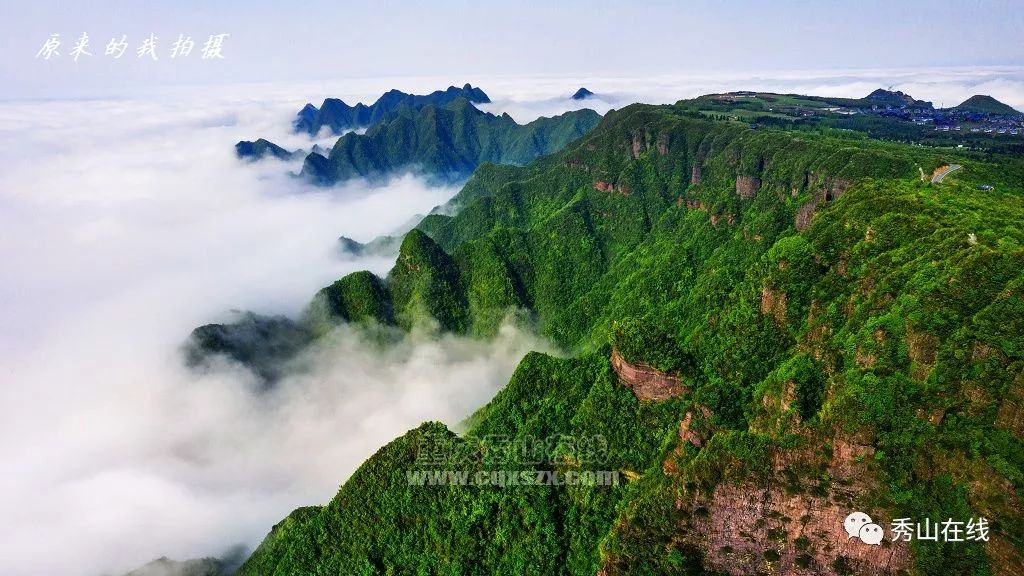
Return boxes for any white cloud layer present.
[2,68,1023,575]
[0,91,543,576]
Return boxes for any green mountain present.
[185,270,405,387]
[234,138,300,161]
[952,94,1021,115]
[234,140,331,162]
[305,270,395,335]
[299,99,601,185]
[668,91,1024,155]
[122,556,228,576]
[338,234,403,258]
[294,84,492,136]
[228,102,1024,575]
[862,88,933,108]
[810,88,934,110]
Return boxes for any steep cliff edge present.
[610,347,686,401]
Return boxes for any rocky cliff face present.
[760,286,788,325]
[610,347,686,400]
[794,177,852,230]
[736,175,761,199]
[693,485,910,575]
[996,379,1024,437]
[593,180,631,196]
[691,164,702,185]
[674,439,912,576]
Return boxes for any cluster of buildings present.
[874,107,1023,136]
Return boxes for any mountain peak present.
[296,103,600,185]
[864,88,930,108]
[235,138,297,161]
[572,87,595,100]
[952,94,1020,115]
[293,85,492,135]
[459,83,491,104]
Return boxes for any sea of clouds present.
[0,90,549,576]
[1,67,1022,576]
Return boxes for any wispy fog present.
[0,92,545,576]
[2,68,1022,576]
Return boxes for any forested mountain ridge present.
[299,98,601,185]
[203,101,1024,575]
[294,83,492,136]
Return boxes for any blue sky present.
[1,0,1023,99]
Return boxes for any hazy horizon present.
[2,0,1023,100]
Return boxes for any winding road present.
[931,164,962,183]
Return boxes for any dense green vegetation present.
[237,352,683,576]
[387,229,468,332]
[300,99,601,184]
[672,91,1024,155]
[613,317,695,375]
[306,270,394,334]
[222,101,1024,575]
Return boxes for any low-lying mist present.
[3,67,1024,576]
[0,92,547,576]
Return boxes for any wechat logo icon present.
[844,511,884,545]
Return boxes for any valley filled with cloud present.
[1,66,1023,575]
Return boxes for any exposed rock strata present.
[685,440,912,576]
[736,175,761,199]
[610,347,686,401]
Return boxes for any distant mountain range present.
[812,88,1020,115]
[236,85,1022,185]
[299,98,600,185]
[863,88,933,109]
[294,83,491,136]
[235,139,329,162]
[812,88,935,109]
[236,85,602,185]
